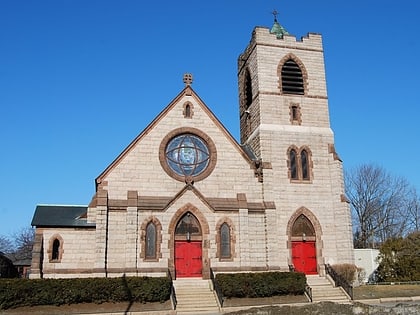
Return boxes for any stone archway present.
[168,203,210,279]
[287,207,323,274]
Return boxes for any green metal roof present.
[270,18,289,38]
[31,205,95,228]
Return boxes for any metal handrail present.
[167,269,177,309]
[304,283,313,302]
[325,264,353,300]
[210,268,224,307]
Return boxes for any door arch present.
[287,208,323,275]
[168,203,210,279]
[174,212,202,277]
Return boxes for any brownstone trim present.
[277,53,308,96]
[215,217,236,261]
[139,216,163,261]
[286,207,323,273]
[183,101,194,118]
[47,234,64,263]
[289,102,302,125]
[159,127,217,183]
[328,143,342,162]
[287,145,314,183]
[211,266,272,273]
[167,203,210,279]
[30,229,44,278]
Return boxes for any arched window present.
[140,217,162,261]
[292,214,315,239]
[301,150,309,180]
[244,69,253,109]
[183,102,193,118]
[281,59,304,95]
[220,223,231,258]
[289,149,298,180]
[52,239,60,261]
[288,147,312,182]
[290,103,302,125]
[175,212,201,241]
[146,222,157,259]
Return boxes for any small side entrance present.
[174,212,203,278]
[290,213,318,274]
[292,241,317,274]
[175,241,202,277]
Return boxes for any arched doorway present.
[291,214,317,274]
[174,212,202,277]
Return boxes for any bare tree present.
[10,227,35,261]
[0,235,14,254]
[406,190,420,232]
[345,164,414,248]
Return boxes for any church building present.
[30,17,354,279]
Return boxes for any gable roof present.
[95,85,257,188]
[31,205,95,228]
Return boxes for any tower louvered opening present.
[281,60,304,95]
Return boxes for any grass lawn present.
[354,284,420,300]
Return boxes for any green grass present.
[354,284,420,299]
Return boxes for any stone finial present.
[183,73,193,86]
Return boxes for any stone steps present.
[173,278,220,314]
[306,275,350,303]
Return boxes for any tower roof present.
[270,10,289,38]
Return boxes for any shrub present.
[0,276,171,310]
[331,264,358,284]
[215,271,305,299]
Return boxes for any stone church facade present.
[30,19,354,279]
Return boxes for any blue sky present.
[1,0,419,237]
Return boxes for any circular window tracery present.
[159,128,217,182]
[166,134,210,177]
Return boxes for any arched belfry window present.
[244,69,253,109]
[288,146,312,182]
[146,222,157,259]
[281,59,304,95]
[175,212,201,241]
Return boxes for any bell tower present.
[238,13,330,157]
[238,13,354,269]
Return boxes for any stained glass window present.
[290,149,298,179]
[220,223,231,258]
[146,222,156,259]
[175,212,201,236]
[301,150,309,180]
[165,134,210,177]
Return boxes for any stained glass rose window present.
[165,134,210,177]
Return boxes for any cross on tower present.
[272,9,278,22]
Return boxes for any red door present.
[175,241,202,277]
[292,241,317,274]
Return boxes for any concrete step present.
[306,275,350,302]
[174,278,220,313]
